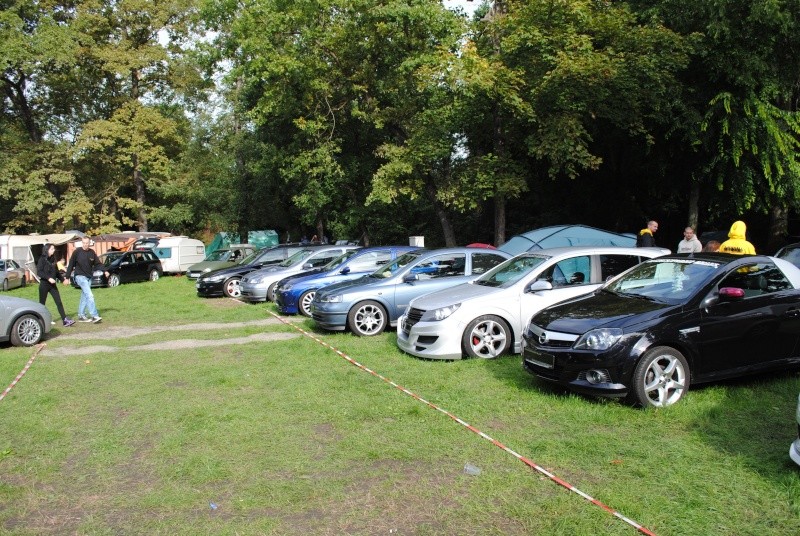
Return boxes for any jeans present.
[74,275,99,317]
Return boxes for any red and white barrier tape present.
[0,343,45,402]
[268,311,656,536]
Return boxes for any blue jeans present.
[74,275,99,317]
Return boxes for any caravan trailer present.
[152,237,205,274]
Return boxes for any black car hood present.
[534,290,678,334]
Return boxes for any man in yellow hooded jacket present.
[718,220,756,255]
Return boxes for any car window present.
[608,258,720,303]
[307,251,342,268]
[777,246,800,268]
[472,252,505,274]
[410,253,466,279]
[372,251,424,278]
[541,256,591,287]
[474,255,548,288]
[600,254,641,281]
[718,262,793,297]
[347,251,391,272]
[143,252,157,262]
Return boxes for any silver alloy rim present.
[226,279,241,298]
[109,275,120,287]
[150,270,159,281]
[469,319,507,358]
[300,291,316,316]
[642,354,686,407]
[354,304,384,335]
[18,317,41,345]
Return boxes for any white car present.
[396,246,669,360]
[791,393,800,467]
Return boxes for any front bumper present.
[311,301,348,331]
[195,279,225,297]
[396,312,465,360]
[521,324,632,399]
[275,290,299,314]
[240,281,268,302]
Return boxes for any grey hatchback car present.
[1,295,53,346]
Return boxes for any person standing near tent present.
[37,244,74,327]
[636,220,658,247]
[64,236,107,323]
[718,220,756,255]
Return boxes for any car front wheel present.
[149,269,160,281]
[223,277,242,298]
[462,315,511,358]
[107,274,121,287]
[348,300,387,336]
[10,314,43,346]
[629,346,690,408]
[299,290,316,317]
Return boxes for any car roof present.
[517,245,670,257]
[407,246,511,257]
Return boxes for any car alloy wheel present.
[223,278,242,298]
[149,269,160,281]
[108,274,121,287]
[462,315,511,359]
[299,290,316,317]
[267,283,278,302]
[10,314,43,346]
[630,346,690,408]
[348,300,387,336]
[2,278,8,291]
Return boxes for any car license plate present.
[526,351,555,370]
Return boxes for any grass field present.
[1,276,799,535]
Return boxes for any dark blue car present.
[275,246,419,316]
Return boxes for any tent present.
[498,225,636,256]
[0,233,82,280]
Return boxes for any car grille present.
[527,324,579,349]
[402,308,424,334]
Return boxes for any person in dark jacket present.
[65,236,108,323]
[37,244,74,327]
[636,220,658,247]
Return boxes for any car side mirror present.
[528,280,553,292]
[718,287,745,302]
[340,266,351,274]
[403,273,419,283]
[302,262,313,269]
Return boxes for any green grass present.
[1,277,799,535]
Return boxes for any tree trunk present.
[687,179,699,231]
[494,194,506,246]
[424,176,456,246]
[1,72,42,143]
[767,202,788,253]
[131,68,148,231]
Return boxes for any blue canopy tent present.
[499,225,636,256]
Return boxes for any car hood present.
[0,295,48,314]
[409,281,496,309]
[316,275,376,296]
[533,291,677,335]
[189,261,233,271]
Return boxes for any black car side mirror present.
[340,266,350,274]
[403,273,419,283]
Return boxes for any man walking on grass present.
[64,236,108,323]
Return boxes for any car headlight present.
[420,303,460,322]
[574,328,623,351]
[247,275,266,284]
[279,283,293,292]
[205,273,226,282]
[318,294,342,303]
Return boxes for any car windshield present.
[238,250,259,265]
[279,248,316,267]
[473,254,549,288]
[370,251,424,278]
[205,250,231,261]
[100,252,124,266]
[325,249,359,271]
[604,258,720,303]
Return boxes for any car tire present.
[267,282,278,302]
[2,278,7,291]
[462,315,511,359]
[347,300,387,336]
[223,277,242,298]
[10,314,43,346]
[149,269,160,281]
[20,275,26,287]
[299,290,316,317]
[629,346,690,408]
[108,274,121,287]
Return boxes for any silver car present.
[0,259,27,291]
[791,393,800,467]
[239,246,360,302]
[1,295,53,346]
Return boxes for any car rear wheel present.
[462,315,511,359]
[10,314,43,346]
[149,269,160,281]
[629,346,690,408]
[20,275,26,287]
[107,274,120,287]
[223,277,242,298]
[348,300,387,336]
[2,279,8,291]
[299,290,316,317]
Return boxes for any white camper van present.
[152,236,206,274]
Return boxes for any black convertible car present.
[522,253,800,407]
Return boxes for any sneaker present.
[91,316,102,323]
[78,316,92,323]
[63,319,76,327]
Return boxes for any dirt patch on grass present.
[54,318,288,341]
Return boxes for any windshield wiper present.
[617,291,658,302]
